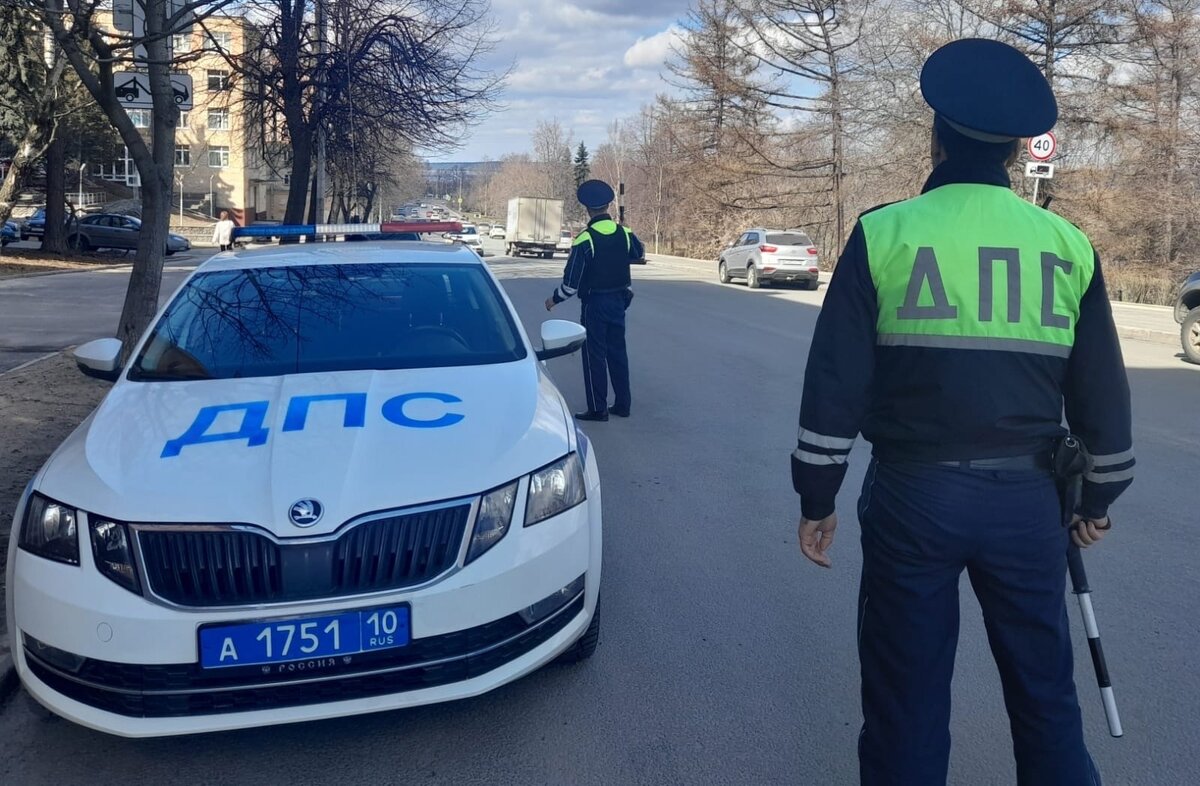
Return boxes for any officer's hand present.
[798,513,838,569]
[544,297,555,312]
[1071,515,1111,549]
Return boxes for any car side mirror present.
[536,320,586,361]
[73,338,123,381]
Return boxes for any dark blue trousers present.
[857,460,1100,786]
[579,291,630,414]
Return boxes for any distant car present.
[1175,270,1200,365]
[2,219,18,246]
[718,228,821,290]
[446,224,482,250]
[490,225,506,239]
[556,229,574,255]
[67,213,190,255]
[478,223,492,233]
[21,207,46,241]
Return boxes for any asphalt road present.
[0,238,1197,784]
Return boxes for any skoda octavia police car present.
[7,227,602,737]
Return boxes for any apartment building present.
[104,14,288,224]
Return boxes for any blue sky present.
[424,0,689,161]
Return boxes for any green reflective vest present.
[860,184,1095,358]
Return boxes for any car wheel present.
[1182,309,1200,365]
[718,260,730,283]
[68,234,89,252]
[747,265,760,289]
[805,278,819,291]
[556,599,600,664]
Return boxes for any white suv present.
[718,229,821,290]
[9,240,602,737]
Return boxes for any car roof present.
[197,240,484,273]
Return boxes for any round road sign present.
[1028,132,1056,161]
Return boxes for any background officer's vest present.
[861,184,1096,358]
[575,220,633,294]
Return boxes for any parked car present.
[478,223,492,233]
[67,213,190,255]
[8,239,601,736]
[718,228,821,290]
[1175,270,1200,365]
[490,225,506,239]
[20,207,46,241]
[2,219,18,246]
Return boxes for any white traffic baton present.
[1067,544,1123,738]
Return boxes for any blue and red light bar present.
[232,221,463,239]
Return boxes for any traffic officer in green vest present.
[545,179,645,421]
[791,39,1133,785]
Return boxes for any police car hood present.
[38,362,572,535]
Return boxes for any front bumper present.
[8,468,602,736]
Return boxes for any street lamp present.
[78,162,87,208]
[209,174,215,217]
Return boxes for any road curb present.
[0,262,133,280]
[0,351,61,379]
[1115,325,1179,347]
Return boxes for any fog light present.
[519,574,585,625]
[23,633,86,674]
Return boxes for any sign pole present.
[1031,177,1040,205]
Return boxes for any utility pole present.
[314,0,328,231]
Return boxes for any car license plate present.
[198,605,410,669]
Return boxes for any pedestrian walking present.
[212,210,236,252]
[545,179,645,422]
[791,38,1134,786]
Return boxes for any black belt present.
[934,453,1051,471]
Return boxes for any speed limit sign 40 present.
[1028,132,1056,161]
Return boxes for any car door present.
[724,232,750,277]
[78,216,107,248]
[739,231,762,275]
[112,216,139,249]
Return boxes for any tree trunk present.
[43,135,67,253]
[0,120,55,226]
[285,133,313,225]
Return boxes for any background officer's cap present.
[920,38,1057,143]
[577,179,615,209]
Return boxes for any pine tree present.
[573,142,590,189]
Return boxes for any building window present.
[209,146,230,168]
[174,146,191,167]
[178,111,190,128]
[171,34,190,54]
[211,31,232,49]
[207,108,230,130]
[127,109,151,128]
[207,69,230,92]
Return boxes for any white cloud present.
[623,26,684,70]
[422,0,688,161]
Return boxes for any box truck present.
[506,197,564,258]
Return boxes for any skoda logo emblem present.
[289,499,323,528]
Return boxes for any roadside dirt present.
[0,247,135,279]
[0,353,111,637]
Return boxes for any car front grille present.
[24,593,584,718]
[137,503,472,607]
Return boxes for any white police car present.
[7,228,602,737]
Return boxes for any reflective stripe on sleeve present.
[792,448,849,466]
[1091,449,1134,467]
[1085,467,1135,484]
[798,429,856,451]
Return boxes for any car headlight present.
[524,453,586,527]
[18,494,80,565]
[90,519,140,593]
[465,481,518,564]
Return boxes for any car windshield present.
[129,262,527,381]
[766,232,811,246]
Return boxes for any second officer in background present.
[545,179,645,422]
